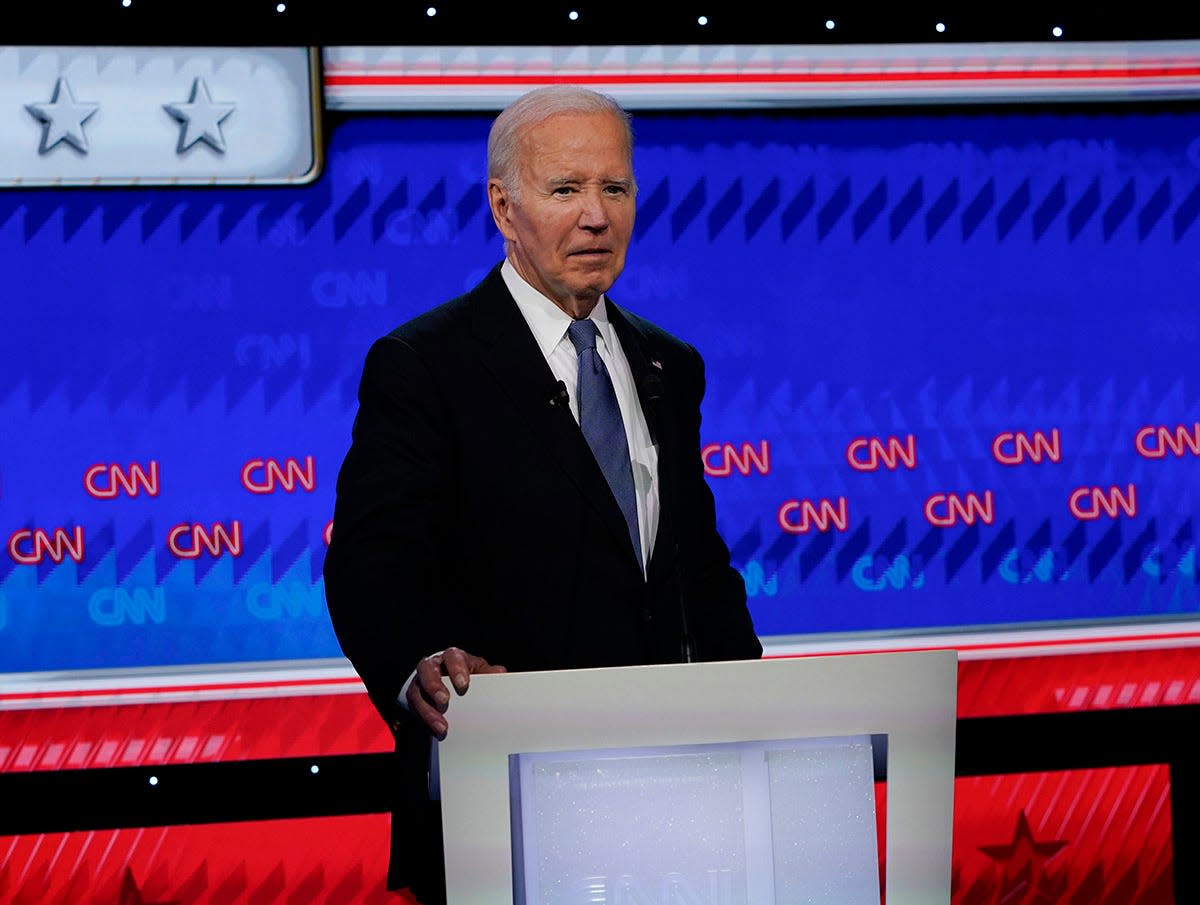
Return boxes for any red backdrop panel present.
[952,764,1174,904]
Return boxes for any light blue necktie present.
[567,319,642,568]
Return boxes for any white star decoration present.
[26,78,99,154]
[163,77,235,154]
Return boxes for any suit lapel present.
[608,301,678,579]
[469,267,641,570]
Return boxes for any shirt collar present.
[501,258,612,358]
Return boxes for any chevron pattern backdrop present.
[1,108,1199,673]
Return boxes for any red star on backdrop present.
[980,809,1068,870]
[979,808,1069,902]
[116,868,179,905]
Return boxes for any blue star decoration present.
[163,77,235,154]
[26,77,99,154]
[116,868,179,905]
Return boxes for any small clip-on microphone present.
[549,380,570,408]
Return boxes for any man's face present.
[489,110,636,315]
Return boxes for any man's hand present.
[406,647,506,740]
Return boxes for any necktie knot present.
[567,318,599,355]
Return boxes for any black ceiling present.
[6,3,1200,47]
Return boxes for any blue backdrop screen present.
[2,106,1199,674]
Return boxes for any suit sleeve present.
[677,343,764,661]
[324,335,455,728]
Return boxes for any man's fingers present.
[418,648,506,716]
[406,680,448,740]
[441,648,469,695]
[441,647,473,695]
[414,655,450,709]
[407,648,508,740]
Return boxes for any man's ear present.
[487,179,516,242]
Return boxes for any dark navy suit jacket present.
[324,263,761,900]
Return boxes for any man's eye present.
[553,186,574,196]
[604,185,628,195]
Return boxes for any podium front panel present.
[439,652,956,905]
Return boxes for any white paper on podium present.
[439,651,956,905]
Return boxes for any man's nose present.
[578,189,609,231]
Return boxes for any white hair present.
[487,85,635,199]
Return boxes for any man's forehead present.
[519,112,629,150]
[528,107,623,133]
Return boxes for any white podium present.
[439,651,957,905]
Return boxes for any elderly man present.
[324,85,761,903]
